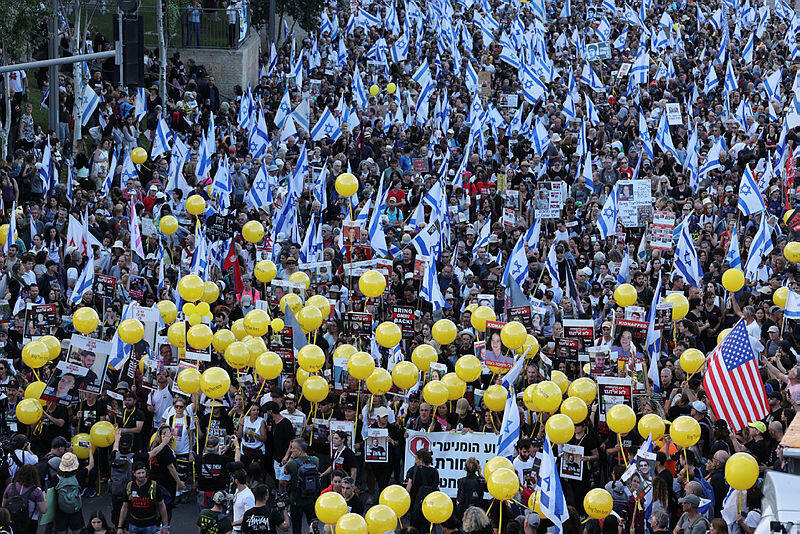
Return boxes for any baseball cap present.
[678,494,700,507]
[747,421,767,433]
[690,401,706,413]
[768,325,779,333]
[51,436,69,449]
[375,406,390,418]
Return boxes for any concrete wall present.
[170,30,260,100]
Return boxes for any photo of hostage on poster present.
[483,320,514,373]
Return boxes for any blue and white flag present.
[655,114,680,160]
[582,151,594,191]
[69,253,95,305]
[151,115,173,159]
[108,302,135,370]
[646,275,663,392]
[737,165,766,215]
[135,87,147,121]
[421,259,448,310]
[546,244,560,284]
[744,214,773,282]
[538,437,570,534]
[617,248,632,284]
[4,202,16,253]
[80,84,101,126]
[39,137,52,194]
[585,93,601,126]
[639,111,654,160]
[525,218,542,250]
[472,218,491,254]
[311,107,342,142]
[502,234,529,287]
[412,58,433,87]
[597,184,619,239]
[274,88,292,128]
[496,386,521,460]
[245,162,272,212]
[675,222,704,287]
[784,288,800,320]
[725,224,742,269]
[580,62,605,92]
[531,119,551,155]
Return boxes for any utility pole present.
[118,4,125,90]
[47,0,60,133]
[269,0,276,45]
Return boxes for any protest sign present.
[66,334,111,394]
[597,377,633,432]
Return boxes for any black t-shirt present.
[270,418,295,462]
[150,446,177,496]
[121,407,145,451]
[242,504,285,534]
[38,404,70,451]
[331,446,357,474]
[200,414,236,443]
[345,494,365,515]
[745,438,770,465]
[198,452,235,492]
[406,464,439,504]
[78,399,107,433]
[127,480,164,527]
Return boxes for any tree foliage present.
[250,0,324,35]
[0,0,49,63]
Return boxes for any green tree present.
[250,0,324,36]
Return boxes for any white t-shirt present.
[7,449,38,479]
[233,486,255,532]
[7,71,26,93]
[148,386,174,428]
[513,455,535,486]
[164,412,195,455]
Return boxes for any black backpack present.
[110,451,134,499]
[294,457,320,499]
[6,484,34,532]
[35,453,56,490]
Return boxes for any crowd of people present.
[0,0,798,531]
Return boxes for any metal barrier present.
[177,6,249,49]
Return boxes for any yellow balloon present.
[722,268,745,292]
[90,421,115,448]
[202,281,220,303]
[679,348,706,374]
[334,344,357,360]
[366,368,393,396]
[186,195,206,215]
[297,305,324,333]
[500,321,527,350]
[255,260,278,283]
[529,491,544,516]
[297,344,326,372]
[546,413,575,444]
[245,338,267,366]
[380,485,411,517]
[551,370,570,394]
[471,305,496,332]
[335,173,359,197]
[670,415,701,448]
[22,341,50,369]
[118,318,145,344]
[568,377,597,405]
[774,286,789,308]
[432,319,457,345]
[392,361,419,389]
[375,322,402,348]
[271,318,285,332]
[359,270,386,298]
[280,293,303,315]
[336,513,368,534]
[178,274,205,302]
[348,351,376,380]
[584,488,614,519]
[488,467,520,501]
[484,456,514,480]
[157,300,178,324]
[244,309,270,337]
[177,368,201,394]
[784,241,800,263]
[411,344,438,372]
[423,380,449,406]
[25,381,46,406]
[422,492,453,524]
[255,351,283,380]
[484,384,508,412]
[231,318,248,340]
[212,329,236,353]
[307,294,331,317]
[455,355,482,382]
[131,146,148,165]
[224,342,251,369]
[607,404,636,434]
[200,367,231,399]
[289,271,311,289]
[0,225,9,245]
[718,328,732,344]
[664,293,689,321]
[523,384,540,411]
[316,492,348,525]
[303,375,329,403]
[72,433,93,459]
[365,504,397,534]
[168,321,186,348]
[15,398,43,425]
[187,324,213,350]
[614,283,638,307]
[533,381,563,413]
[187,313,202,327]
[73,306,99,334]
[522,334,540,357]
[560,396,588,423]
[725,452,759,490]
[386,82,397,94]
[39,335,62,360]
[441,373,466,401]
[183,303,197,316]
[369,84,380,96]
[242,220,265,243]
[159,215,178,235]
[638,413,666,441]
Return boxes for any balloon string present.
[499,499,503,534]
[243,378,268,421]
[203,406,213,451]
[355,382,362,424]
[32,369,40,382]
[684,448,690,481]
[487,500,494,515]
[618,433,628,465]
[737,492,741,515]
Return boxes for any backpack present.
[6,484,34,532]
[110,451,134,499]
[294,457,320,499]
[55,475,82,514]
[35,453,56,490]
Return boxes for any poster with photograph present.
[560,444,585,480]
[270,327,295,367]
[618,179,653,227]
[128,275,146,300]
[344,312,373,338]
[563,320,595,355]
[330,420,356,455]
[597,377,633,432]
[655,303,673,330]
[172,361,198,396]
[483,320,514,372]
[621,450,656,501]
[66,334,111,394]
[155,335,179,367]
[391,306,415,338]
[508,306,532,330]
[477,294,495,308]
[625,306,646,322]
[535,182,563,219]
[530,299,551,335]
[365,427,389,462]
[140,357,160,390]
[588,346,614,377]
[300,261,333,283]
[94,274,117,299]
[41,360,88,405]
[650,211,675,251]
[23,303,58,342]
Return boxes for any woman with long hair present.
[84,511,113,534]
[1,464,47,533]
[148,424,185,512]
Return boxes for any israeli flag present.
[151,115,173,159]
[743,32,755,64]
[289,143,308,199]
[737,165,766,215]
[538,437,570,534]
[69,253,95,305]
[39,137,52,194]
[496,385,520,460]
[784,289,800,320]
[597,184,619,239]
[120,149,138,190]
[134,87,147,121]
[80,84,101,126]
[582,151,594,192]
[274,88,292,128]
[249,106,271,160]
[675,222,704,287]
[421,259,448,310]
[724,60,738,95]
[412,58,433,87]
[646,276,663,392]
[108,302,135,370]
[631,49,650,85]
[311,107,342,142]
[744,214,774,282]
[705,64,720,94]
[245,162,272,212]
[617,248,632,284]
[764,69,782,103]
[580,62,605,92]
[655,114,680,160]
[352,65,369,109]
[472,218,491,254]
[585,93,601,126]
[639,111,654,160]
[525,218,542,250]
[502,234,529,287]
[613,28,628,51]
[725,224,742,269]
[100,148,117,197]
[390,32,409,62]
[530,119,551,155]
[546,244,560,284]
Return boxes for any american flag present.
[703,319,768,431]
